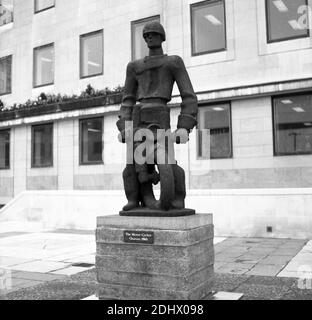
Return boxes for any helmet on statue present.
[143,21,166,42]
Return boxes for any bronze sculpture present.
[117,21,198,216]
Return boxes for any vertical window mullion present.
[273,93,312,156]
[32,123,53,168]
[0,55,12,95]
[197,103,232,159]
[191,0,227,56]
[80,30,103,79]
[0,129,10,169]
[33,44,54,88]
[266,0,309,43]
[80,118,104,165]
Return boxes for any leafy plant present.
[0,84,124,112]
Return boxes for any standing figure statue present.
[117,21,198,216]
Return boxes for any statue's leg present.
[122,164,140,211]
[171,164,186,210]
[137,164,159,210]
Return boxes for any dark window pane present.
[0,0,13,26]
[32,124,53,167]
[35,0,54,13]
[80,118,103,164]
[191,0,226,55]
[34,44,54,87]
[266,0,309,42]
[198,104,232,159]
[132,16,160,60]
[274,94,312,155]
[80,31,103,78]
[0,55,12,95]
[0,130,10,169]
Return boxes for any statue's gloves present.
[177,114,197,132]
[174,128,189,144]
[176,113,197,144]
[117,104,133,144]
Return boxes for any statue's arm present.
[117,62,138,141]
[172,56,198,133]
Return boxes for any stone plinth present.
[96,214,214,300]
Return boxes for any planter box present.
[0,93,122,122]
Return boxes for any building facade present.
[1,0,312,237]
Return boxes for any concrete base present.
[96,214,214,300]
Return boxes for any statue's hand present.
[118,131,126,143]
[118,127,133,144]
[174,128,189,144]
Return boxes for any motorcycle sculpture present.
[117,22,198,216]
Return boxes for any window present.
[34,0,55,13]
[131,15,160,60]
[33,44,54,88]
[32,123,53,168]
[191,0,226,56]
[0,0,13,27]
[273,94,312,156]
[0,129,10,169]
[197,103,232,159]
[80,118,103,165]
[0,55,12,95]
[80,30,103,78]
[266,0,309,43]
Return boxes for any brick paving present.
[1,231,312,300]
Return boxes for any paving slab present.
[11,261,71,273]
[12,271,67,282]
[51,266,94,276]
[258,255,293,266]
[216,262,255,275]
[246,264,285,277]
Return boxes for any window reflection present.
[80,118,103,164]
[34,44,54,87]
[0,0,13,27]
[32,124,53,168]
[80,30,103,78]
[132,16,160,60]
[0,55,12,95]
[266,0,309,42]
[274,94,312,155]
[0,130,10,169]
[191,0,226,55]
[198,104,232,159]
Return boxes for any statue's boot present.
[122,165,140,211]
[171,164,186,210]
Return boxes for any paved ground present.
[1,230,312,300]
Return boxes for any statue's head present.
[143,21,166,49]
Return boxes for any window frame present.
[131,15,161,61]
[33,43,54,88]
[79,29,104,80]
[197,101,233,160]
[190,0,227,57]
[0,129,10,170]
[265,0,310,44]
[34,0,55,14]
[272,92,312,157]
[31,122,54,168]
[0,55,12,96]
[79,117,104,166]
